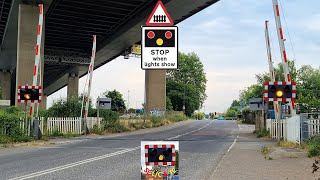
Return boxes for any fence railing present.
[301,113,320,141]
[47,117,82,135]
[266,114,318,144]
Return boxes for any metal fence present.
[300,113,320,141]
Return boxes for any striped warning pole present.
[83,35,97,134]
[271,0,296,115]
[265,20,280,120]
[30,4,44,120]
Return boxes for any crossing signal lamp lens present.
[276,90,283,97]
[151,148,157,155]
[159,154,165,161]
[147,31,155,39]
[165,31,172,39]
[24,94,31,100]
[156,38,163,46]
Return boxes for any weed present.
[90,124,104,135]
[63,133,80,138]
[257,128,270,138]
[306,135,320,158]
[261,145,271,155]
[278,141,301,148]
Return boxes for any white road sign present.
[0,100,10,106]
[141,26,178,70]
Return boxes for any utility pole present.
[127,90,130,111]
[272,0,296,117]
[265,20,281,142]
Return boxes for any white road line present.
[165,121,212,140]
[210,135,239,178]
[10,121,213,180]
[9,147,140,180]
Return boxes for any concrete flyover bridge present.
[0,0,219,112]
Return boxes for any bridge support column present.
[67,74,79,98]
[0,70,11,100]
[145,70,166,117]
[39,94,47,110]
[16,4,45,109]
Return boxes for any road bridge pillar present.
[0,70,11,100]
[15,4,45,110]
[39,94,47,110]
[145,70,166,117]
[67,73,79,98]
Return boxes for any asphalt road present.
[0,120,239,180]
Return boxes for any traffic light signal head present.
[18,86,42,103]
[145,144,176,166]
[148,148,172,162]
[264,82,296,102]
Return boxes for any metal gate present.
[300,113,320,141]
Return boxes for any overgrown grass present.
[90,124,104,135]
[256,128,270,138]
[261,145,273,160]
[306,135,320,158]
[278,141,305,148]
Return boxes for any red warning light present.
[165,31,172,39]
[147,31,155,39]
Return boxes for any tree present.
[296,65,320,112]
[103,89,126,112]
[166,96,173,111]
[166,52,207,116]
[47,95,95,117]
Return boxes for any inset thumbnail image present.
[141,141,179,180]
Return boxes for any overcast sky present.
[47,0,320,113]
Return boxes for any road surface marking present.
[165,121,212,140]
[210,135,238,177]
[9,121,212,180]
[9,147,140,180]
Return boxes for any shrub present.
[167,113,188,122]
[100,109,119,129]
[90,124,104,135]
[5,106,21,115]
[256,128,270,138]
[307,135,320,157]
[106,122,129,133]
[192,112,205,120]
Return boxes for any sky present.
[47,0,320,113]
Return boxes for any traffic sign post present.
[141,0,178,70]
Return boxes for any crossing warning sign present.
[146,1,173,26]
[142,1,178,70]
[141,26,178,70]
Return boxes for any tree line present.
[226,60,320,115]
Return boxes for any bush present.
[307,135,320,157]
[5,106,21,115]
[47,95,95,117]
[90,124,104,135]
[100,109,119,129]
[192,112,205,120]
[166,113,188,122]
[256,128,270,138]
[106,122,129,133]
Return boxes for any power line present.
[278,0,297,62]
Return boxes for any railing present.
[267,119,286,139]
[86,117,102,130]
[47,117,82,135]
[301,113,320,141]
